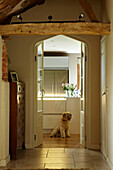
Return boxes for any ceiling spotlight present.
[79,13,85,20]
[48,15,53,21]
[16,15,23,22]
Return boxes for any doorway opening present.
[34,35,88,149]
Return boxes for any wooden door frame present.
[100,36,108,157]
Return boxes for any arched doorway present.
[33,35,88,149]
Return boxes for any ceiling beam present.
[0,0,45,24]
[0,22,110,36]
[78,0,99,22]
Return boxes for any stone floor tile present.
[94,161,110,169]
[74,155,92,161]
[45,163,75,169]
[5,161,26,169]
[47,152,73,158]
[24,162,44,169]
[75,161,96,169]
[27,157,74,164]
[91,154,106,161]
[48,148,65,152]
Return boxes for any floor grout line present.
[46,150,49,158]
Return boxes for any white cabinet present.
[43,98,80,135]
[66,97,80,134]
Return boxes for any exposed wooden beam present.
[0,22,110,36]
[0,0,23,15]
[78,0,99,22]
[0,0,45,24]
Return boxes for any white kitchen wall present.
[69,53,81,85]
[44,56,69,70]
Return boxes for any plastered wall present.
[7,34,100,149]
[101,0,113,169]
[0,36,10,167]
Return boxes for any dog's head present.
[62,112,72,121]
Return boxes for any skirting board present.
[25,144,33,149]
[0,155,10,167]
[106,157,113,170]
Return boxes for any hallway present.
[0,135,110,170]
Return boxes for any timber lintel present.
[0,22,110,36]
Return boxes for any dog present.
[50,112,72,138]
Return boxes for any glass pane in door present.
[37,42,43,112]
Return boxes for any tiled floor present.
[0,135,111,170]
[0,148,111,170]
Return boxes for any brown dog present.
[50,112,72,138]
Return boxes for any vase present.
[66,90,70,97]
[71,90,74,97]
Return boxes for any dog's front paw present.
[66,134,70,138]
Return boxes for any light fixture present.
[79,13,85,20]
[48,15,53,21]
[16,15,23,22]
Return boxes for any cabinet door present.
[44,71,54,97]
[55,70,68,96]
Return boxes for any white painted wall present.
[102,1,113,169]
[0,37,10,167]
[7,34,100,150]
[69,53,81,85]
